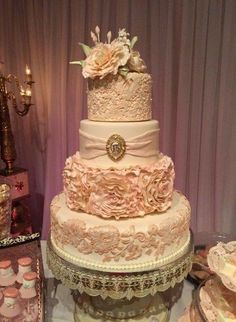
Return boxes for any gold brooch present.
[106,134,126,161]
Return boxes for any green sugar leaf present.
[79,42,91,57]
[118,66,129,77]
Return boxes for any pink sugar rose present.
[141,160,175,213]
[87,172,142,219]
[82,42,130,79]
[156,163,175,211]
[63,153,95,210]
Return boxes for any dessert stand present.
[47,231,193,321]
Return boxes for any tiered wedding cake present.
[50,27,191,274]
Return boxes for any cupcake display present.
[0,256,39,321]
[0,233,43,321]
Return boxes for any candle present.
[20,86,26,104]
[25,88,31,96]
[25,88,31,105]
[25,65,32,82]
[20,86,25,96]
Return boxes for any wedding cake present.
[50,27,191,273]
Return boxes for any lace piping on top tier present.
[63,153,175,219]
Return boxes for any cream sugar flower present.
[82,42,130,79]
[70,26,146,79]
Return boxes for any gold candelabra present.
[0,63,34,174]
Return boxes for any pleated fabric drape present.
[0,0,235,238]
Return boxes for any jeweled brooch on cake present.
[106,134,126,161]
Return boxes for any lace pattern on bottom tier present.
[51,191,190,270]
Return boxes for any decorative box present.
[0,168,29,201]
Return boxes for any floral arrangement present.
[70,26,146,79]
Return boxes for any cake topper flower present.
[70,26,146,79]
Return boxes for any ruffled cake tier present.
[63,152,175,219]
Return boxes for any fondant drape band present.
[79,129,159,159]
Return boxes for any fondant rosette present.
[87,172,143,219]
[64,155,94,210]
[140,158,175,213]
[70,26,146,79]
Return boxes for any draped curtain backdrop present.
[0,0,235,239]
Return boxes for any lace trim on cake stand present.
[46,230,193,300]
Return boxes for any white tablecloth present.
[41,241,194,322]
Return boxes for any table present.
[41,241,194,322]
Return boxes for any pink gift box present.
[0,168,29,201]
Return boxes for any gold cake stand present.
[47,231,193,321]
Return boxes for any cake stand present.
[47,231,193,321]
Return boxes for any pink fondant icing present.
[17,257,32,267]
[63,153,175,219]
[0,260,12,269]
